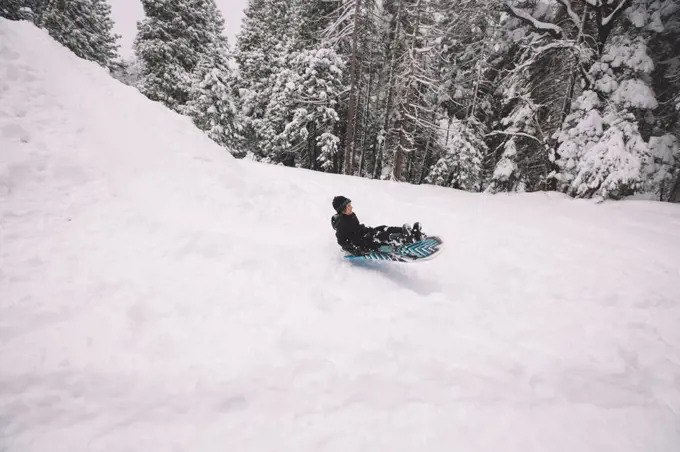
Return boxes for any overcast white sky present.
[110,0,249,59]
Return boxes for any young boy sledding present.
[330,195,423,256]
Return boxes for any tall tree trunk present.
[342,0,363,175]
[546,59,579,191]
[350,59,364,175]
[358,61,374,177]
[374,0,404,179]
[419,110,439,184]
[393,119,408,181]
[550,3,589,190]
[309,122,317,170]
[418,137,432,184]
[367,60,386,178]
[469,39,486,119]
[392,0,422,182]
[374,138,384,179]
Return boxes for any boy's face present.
[343,202,353,215]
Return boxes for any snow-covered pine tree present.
[135,0,228,113]
[488,137,522,191]
[432,1,505,191]
[1,0,47,21]
[634,0,680,201]
[645,134,680,200]
[185,53,238,150]
[488,0,593,193]
[234,0,345,165]
[294,0,338,50]
[218,0,680,200]
[1,0,32,20]
[233,0,300,160]
[266,48,345,169]
[39,0,120,70]
[179,0,237,150]
[486,101,543,193]
[553,0,680,201]
[556,35,659,199]
[425,117,486,191]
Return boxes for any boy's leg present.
[364,224,421,250]
[373,226,406,245]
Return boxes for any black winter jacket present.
[331,212,379,254]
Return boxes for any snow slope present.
[2,19,680,452]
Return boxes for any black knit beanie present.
[332,196,351,213]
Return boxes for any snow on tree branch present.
[511,41,594,75]
[321,0,357,46]
[504,2,563,38]
[556,0,582,29]
[486,130,544,144]
[602,0,632,26]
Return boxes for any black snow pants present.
[369,226,405,244]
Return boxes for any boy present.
[330,195,422,255]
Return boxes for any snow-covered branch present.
[321,0,358,43]
[504,2,563,38]
[403,113,441,130]
[601,0,631,26]
[510,40,594,74]
[556,0,581,29]
[326,27,354,46]
[486,130,543,144]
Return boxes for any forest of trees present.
[3,0,679,202]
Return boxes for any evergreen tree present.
[222,0,680,202]
[39,0,120,70]
[135,0,229,113]
[1,0,46,21]
[426,118,486,191]
[233,0,298,159]
[234,0,344,165]
[556,35,658,199]
[487,137,522,192]
[637,0,680,200]
[554,1,680,201]
[185,54,238,149]
[1,0,31,20]
[268,48,345,169]
[645,134,680,200]
[487,0,593,192]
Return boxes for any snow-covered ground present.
[2,19,680,452]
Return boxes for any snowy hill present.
[2,19,680,452]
